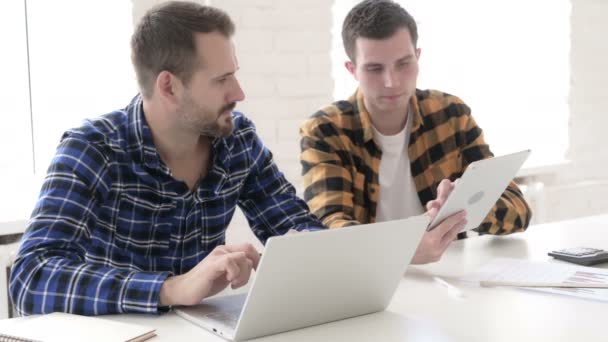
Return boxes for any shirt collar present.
[125,95,162,171]
[125,94,234,173]
[354,88,423,143]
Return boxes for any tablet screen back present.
[427,149,531,231]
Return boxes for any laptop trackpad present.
[175,293,247,331]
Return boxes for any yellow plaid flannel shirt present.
[300,88,532,235]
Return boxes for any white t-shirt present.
[372,112,425,222]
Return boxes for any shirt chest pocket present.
[114,192,172,261]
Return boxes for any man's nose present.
[230,79,246,103]
[384,69,400,88]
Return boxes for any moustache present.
[218,102,237,116]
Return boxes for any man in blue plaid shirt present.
[9,1,324,316]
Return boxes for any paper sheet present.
[461,258,608,302]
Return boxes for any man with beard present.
[9,1,326,316]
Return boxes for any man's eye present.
[367,68,382,73]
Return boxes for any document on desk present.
[460,258,608,302]
[0,312,156,342]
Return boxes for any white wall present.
[541,0,608,222]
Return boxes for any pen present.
[433,276,466,299]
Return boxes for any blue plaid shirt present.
[10,95,323,316]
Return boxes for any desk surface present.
[10,215,608,341]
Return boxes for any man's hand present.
[159,243,260,307]
[411,179,467,264]
[286,228,310,234]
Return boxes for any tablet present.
[427,149,531,232]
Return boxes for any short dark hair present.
[131,1,235,98]
[342,0,418,63]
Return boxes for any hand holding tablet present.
[427,150,531,232]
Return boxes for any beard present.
[180,95,236,138]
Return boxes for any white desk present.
[10,215,608,341]
[388,214,608,342]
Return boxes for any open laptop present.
[174,215,430,341]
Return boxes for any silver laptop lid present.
[234,214,429,341]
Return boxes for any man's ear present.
[156,71,180,104]
[416,47,422,60]
[345,60,357,79]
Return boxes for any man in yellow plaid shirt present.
[300,0,532,264]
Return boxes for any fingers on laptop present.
[232,258,254,289]
[218,251,254,289]
[222,243,261,269]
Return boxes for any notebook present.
[0,312,156,342]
